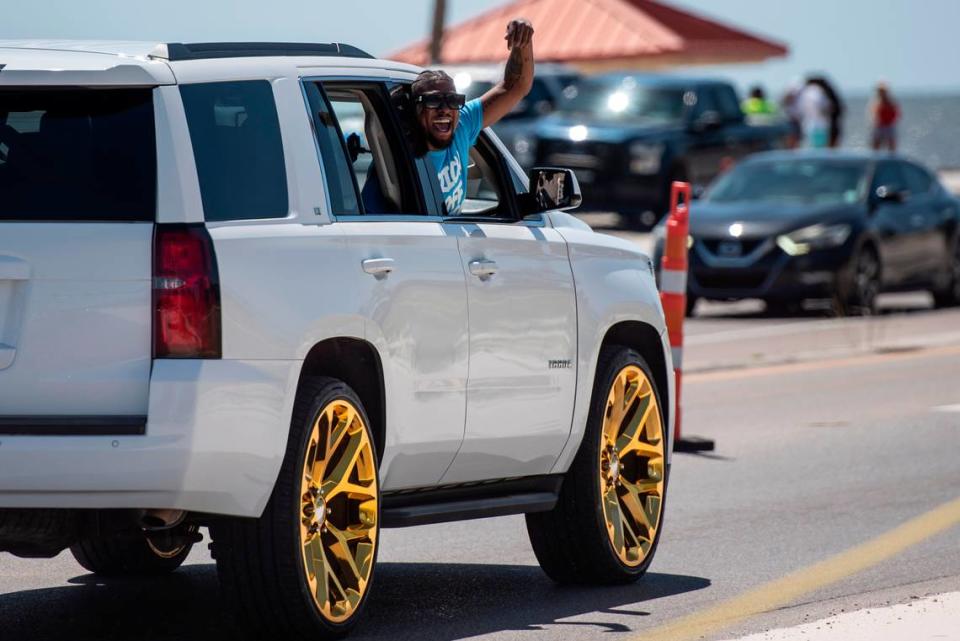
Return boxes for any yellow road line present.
[637,496,960,641]
[685,344,960,384]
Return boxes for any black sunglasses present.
[415,92,467,110]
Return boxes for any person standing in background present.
[742,86,776,116]
[797,79,830,148]
[806,76,844,148]
[869,82,900,151]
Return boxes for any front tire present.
[526,346,668,584]
[835,248,880,316]
[211,377,380,640]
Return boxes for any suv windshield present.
[707,160,869,206]
[558,79,686,123]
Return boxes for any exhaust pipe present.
[139,509,186,530]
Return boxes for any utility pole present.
[429,0,446,64]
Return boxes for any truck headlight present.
[776,223,851,256]
[513,135,535,167]
[629,142,663,174]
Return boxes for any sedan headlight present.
[776,223,851,256]
[629,142,663,174]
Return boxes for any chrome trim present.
[694,237,776,268]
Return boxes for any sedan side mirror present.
[524,167,583,214]
[874,185,908,204]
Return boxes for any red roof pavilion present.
[389,0,788,71]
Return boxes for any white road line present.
[715,592,960,641]
[933,404,960,413]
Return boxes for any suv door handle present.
[469,259,498,279]
[362,258,395,277]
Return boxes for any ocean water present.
[839,93,960,169]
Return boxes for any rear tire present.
[71,525,196,576]
[526,346,668,584]
[211,377,380,640]
[932,239,960,308]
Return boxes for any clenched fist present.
[505,18,534,49]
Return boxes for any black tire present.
[836,248,880,317]
[685,296,698,317]
[932,239,960,308]
[526,346,668,585]
[71,525,196,576]
[764,299,801,317]
[211,377,380,641]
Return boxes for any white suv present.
[0,41,674,638]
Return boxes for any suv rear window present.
[180,81,288,221]
[0,88,156,221]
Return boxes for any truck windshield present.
[558,80,685,123]
[707,160,869,206]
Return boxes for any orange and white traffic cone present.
[660,181,715,453]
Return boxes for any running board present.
[381,475,563,528]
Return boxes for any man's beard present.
[425,130,454,150]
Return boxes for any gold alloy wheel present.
[599,365,665,567]
[299,399,378,623]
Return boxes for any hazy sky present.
[3,0,958,95]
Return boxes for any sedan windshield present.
[707,160,869,205]
[559,79,686,123]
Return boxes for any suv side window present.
[455,132,525,221]
[180,81,288,221]
[302,82,361,215]
[318,82,427,216]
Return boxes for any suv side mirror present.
[874,185,908,204]
[525,167,582,213]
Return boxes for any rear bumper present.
[0,359,299,517]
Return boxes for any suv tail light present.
[153,224,222,358]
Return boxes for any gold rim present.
[599,365,665,567]
[299,398,378,623]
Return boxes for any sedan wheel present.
[837,249,880,316]
[933,241,960,308]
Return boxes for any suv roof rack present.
[163,42,374,61]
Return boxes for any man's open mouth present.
[432,117,453,135]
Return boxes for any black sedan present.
[653,151,960,315]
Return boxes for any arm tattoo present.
[503,47,525,90]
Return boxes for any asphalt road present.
[2,299,958,641]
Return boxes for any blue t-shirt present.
[428,99,483,215]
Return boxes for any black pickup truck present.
[532,73,791,228]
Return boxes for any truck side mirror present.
[690,110,722,131]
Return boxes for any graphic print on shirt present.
[437,154,464,214]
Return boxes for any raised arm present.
[480,19,535,129]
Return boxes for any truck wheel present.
[526,346,667,584]
[70,525,197,576]
[211,377,379,640]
